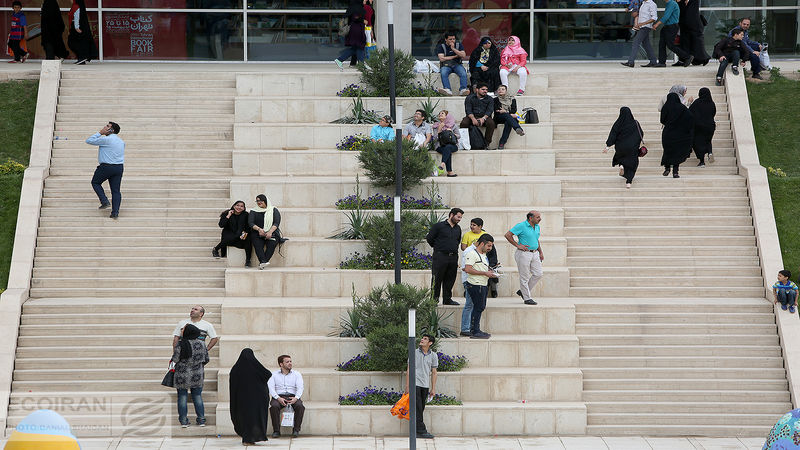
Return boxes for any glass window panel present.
[247,13,342,60]
[412,12,530,58]
[1,0,96,7]
[704,9,798,55]
[102,12,243,60]
[246,0,348,10]
[2,10,74,59]
[532,11,638,59]
[103,0,242,9]
[412,0,530,9]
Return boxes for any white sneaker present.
[460,89,470,96]
[334,59,343,70]
[259,262,270,270]
[181,424,189,428]
[707,153,715,163]
[437,88,453,96]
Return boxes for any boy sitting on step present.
[773,270,798,313]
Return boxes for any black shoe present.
[662,168,670,176]
[620,62,634,68]
[671,61,685,67]
[272,431,281,438]
[524,299,538,305]
[697,162,705,167]
[752,73,763,80]
[443,299,460,306]
[715,77,723,86]
[109,213,119,220]
[673,173,680,178]
[98,202,110,210]
[515,289,524,299]
[489,288,498,298]
[641,63,658,67]
[653,63,666,67]
[732,66,739,75]
[685,55,695,66]
[212,248,221,258]
[470,331,491,339]
[292,431,299,438]
[245,261,251,267]
[459,331,472,337]
[417,432,435,439]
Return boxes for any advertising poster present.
[103,12,187,58]
[460,0,512,53]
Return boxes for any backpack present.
[468,125,487,150]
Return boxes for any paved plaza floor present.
[0,436,767,449]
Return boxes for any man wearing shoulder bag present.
[268,355,305,438]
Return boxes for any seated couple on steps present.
[212,194,287,269]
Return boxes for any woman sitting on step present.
[212,200,252,266]
[499,36,529,95]
[248,194,287,270]
[433,110,459,177]
[493,85,525,150]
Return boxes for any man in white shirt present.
[268,355,305,438]
[463,234,498,339]
[172,305,219,351]
[621,0,658,67]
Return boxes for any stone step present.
[578,334,778,346]
[218,334,578,369]
[31,267,223,279]
[567,245,758,257]
[234,148,556,177]
[35,236,234,248]
[30,276,224,289]
[564,205,750,217]
[21,314,220,326]
[231,176,562,208]
[221,297,574,337]
[48,167,234,177]
[13,356,213,369]
[568,236,755,248]
[51,149,233,160]
[215,367,581,403]
[586,412,780,426]
[11,378,218,392]
[235,122,553,150]
[582,389,788,402]
[214,400,587,436]
[37,227,223,237]
[558,156,737,169]
[3,423,218,439]
[42,187,230,197]
[574,301,770,313]
[39,208,231,218]
[569,286,766,298]
[60,70,235,79]
[55,122,233,131]
[43,176,230,188]
[576,323,776,335]
[555,138,734,148]
[52,140,231,149]
[52,130,233,139]
[57,94,233,104]
[567,256,760,268]
[562,194,748,207]
[582,367,786,380]
[587,401,791,414]
[584,424,767,438]
[59,87,237,96]
[16,345,220,359]
[561,176,744,188]
[579,356,783,368]
[29,287,227,298]
[584,378,787,392]
[34,246,221,257]
[565,216,753,227]
[565,225,754,237]
[59,79,235,88]
[581,345,781,357]
[557,166,740,176]
[56,106,234,116]
[225,266,569,298]
[7,399,218,415]
[20,299,222,314]
[49,157,232,168]
[576,311,773,324]
[12,367,220,382]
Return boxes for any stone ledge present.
[215,400,586,436]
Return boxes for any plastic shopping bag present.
[281,404,295,427]
[390,393,410,420]
[759,49,771,71]
[414,59,439,73]
[457,128,471,150]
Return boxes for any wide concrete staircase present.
[549,70,789,435]
[7,68,235,436]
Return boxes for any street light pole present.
[388,0,402,285]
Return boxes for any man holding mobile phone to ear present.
[86,121,125,219]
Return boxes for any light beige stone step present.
[31,267,223,279]
[576,323,776,335]
[20,299,222,314]
[570,286,766,298]
[568,235,755,247]
[16,346,220,359]
[567,256,760,267]
[564,205,751,217]
[579,356,783,368]
[581,345,781,357]
[59,79,235,88]
[59,87,237,96]
[34,246,220,257]
[12,367,220,382]
[567,245,758,257]
[48,167,234,177]
[37,227,223,237]
[587,412,779,426]
[13,356,208,369]
[574,300,770,313]
[578,334,779,346]
[565,226,754,237]
[582,367,786,379]
[52,140,230,149]
[576,311,773,324]
[30,276,224,289]
[584,424,768,438]
[28,287,227,298]
[587,401,791,414]
[20,315,219,327]
[11,379,218,392]
[581,389,788,402]
[565,216,753,227]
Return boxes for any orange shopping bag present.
[390,393,410,420]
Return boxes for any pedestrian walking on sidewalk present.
[621,0,657,67]
[86,122,124,219]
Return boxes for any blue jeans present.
[716,50,741,78]
[466,283,488,334]
[493,112,521,146]
[91,163,123,215]
[777,289,797,307]
[177,387,205,425]
[461,281,474,332]
[440,64,468,91]
[337,46,365,64]
[436,144,458,172]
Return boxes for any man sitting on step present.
[459,82,496,150]
[172,305,219,352]
[268,355,305,438]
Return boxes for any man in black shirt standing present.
[426,207,464,305]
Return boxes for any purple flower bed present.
[339,249,432,270]
[337,84,368,97]
[337,134,371,152]
[339,385,461,405]
[338,351,467,372]
[335,193,446,210]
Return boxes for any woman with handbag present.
[688,87,716,166]
[171,324,209,428]
[493,85,525,150]
[660,92,695,178]
[604,107,643,189]
[230,348,272,446]
[434,110,459,177]
[333,0,366,69]
[212,200,252,266]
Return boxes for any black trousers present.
[431,251,458,303]
[251,234,277,264]
[716,50,741,78]
[658,24,690,63]
[91,163,123,215]
[7,39,26,61]
[415,386,429,434]
[216,235,252,262]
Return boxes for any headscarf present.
[660,93,687,126]
[345,0,365,18]
[611,107,640,137]
[658,84,688,111]
[178,324,202,361]
[497,88,515,111]
[251,194,274,222]
[688,87,716,129]
[501,35,527,58]
[229,348,272,443]
[437,111,455,131]
[479,37,493,64]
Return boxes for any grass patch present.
[0,79,38,291]
[748,77,800,274]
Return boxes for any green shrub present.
[357,47,415,96]
[331,95,382,124]
[357,139,434,188]
[354,283,437,335]
[362,209,428,257]
[365,324,410,372]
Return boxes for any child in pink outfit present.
[500,36,529,95]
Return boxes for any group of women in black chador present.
[605,87,717,187]
[38,0,97,62]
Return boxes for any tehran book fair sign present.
[103,12,187,58]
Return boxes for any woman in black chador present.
[229,348,272,446]
[469,36,501,93]
[678,0,710,65]
[68,0,98,64]
[605,107,643,188]
[213,200,252,266]
[660,92,695,178]
[688,87,716,166]
[40,0,68,60]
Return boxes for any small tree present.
[357,47,416,96]
[357,139,434,189]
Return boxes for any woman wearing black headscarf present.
[171,324,209,427]
[230,348,272,446]
[40,0,68,60]
[334,0,366,68]
[660,92,695,178]
[605,107,643,188]
[469,37,501,93]
[688,87,716,166]
[678,0,710,65]
[213,200,252,266]
[67,0,97,64]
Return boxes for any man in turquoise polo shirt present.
[504,211,544,305]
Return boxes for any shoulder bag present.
[637,122,648,157]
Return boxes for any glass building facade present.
[2,0,798,61]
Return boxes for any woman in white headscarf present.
[248,194,286,270]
